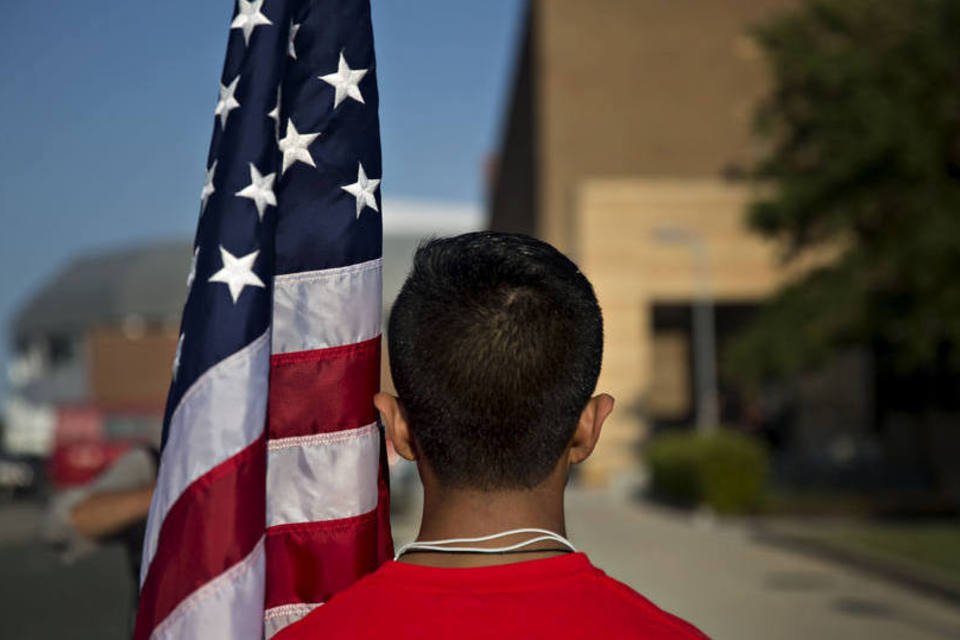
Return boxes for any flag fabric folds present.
[134,1,393,637]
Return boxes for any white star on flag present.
[341,162,380,218]
[278,119,320,174]
[215,76,241,129]
[235,163,277,220]
[268,86,282,138]
[231,0,272,46]
[186,247,199,290]
[172,333,184,379]
[288,22,301,59]
[200,160,217,214]
[208,246,265,303]
[319,52,368,108]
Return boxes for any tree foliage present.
[728,0,960,384]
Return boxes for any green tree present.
[728,0,960,386]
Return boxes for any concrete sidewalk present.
[563,489,960,640]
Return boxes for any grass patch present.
[803,521,960,585]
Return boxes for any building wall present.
[88,326,179,412]
[573,177,811,484]
[488,8,539,237]
[535,0,794,253]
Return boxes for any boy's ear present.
[567,393,615,465]
[374,392,416,461]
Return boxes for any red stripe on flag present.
[375,427,394,560]
[134,435,267,640]
[264,462,393,609]
[264,509,380,609]
[268,336,380,439]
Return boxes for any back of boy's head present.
[387,231,604,491]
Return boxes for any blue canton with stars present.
[163,0,383,444]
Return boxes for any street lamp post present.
[653,226,719,434]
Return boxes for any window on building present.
[47,335,75,366]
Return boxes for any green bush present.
[645,429,769,514]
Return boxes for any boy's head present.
[380,231,611,491]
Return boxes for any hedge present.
[645,429,769,514]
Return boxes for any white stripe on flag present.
[271,258,382,354]
[265,423,380,527]
[263,603,323,639]
[150,537,265,640]
[141,331,270,584]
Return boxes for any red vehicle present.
[46,405,160,489]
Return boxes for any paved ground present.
[0,502,134,639]
[3,488,960,639]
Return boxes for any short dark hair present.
[387,231,603,490]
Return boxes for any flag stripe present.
[267,337,380,439]
[263,509,383,610]
[149,539,266,640]
[262,447,392,622]
[135,434,266,640]
[263,604,323,639]
[142,331,270,579]
[265,423,380,527]
[272,258,382,354]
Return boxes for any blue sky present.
[0,0,524,389]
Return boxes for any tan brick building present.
[487,0,842,485]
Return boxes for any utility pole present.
[653,227,719,433]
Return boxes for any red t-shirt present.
[275,552,706,639]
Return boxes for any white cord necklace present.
[394,527,577,561]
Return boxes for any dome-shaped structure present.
[12,240,192,344]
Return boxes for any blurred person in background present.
[278,232,706,639]
[43,442,158,617]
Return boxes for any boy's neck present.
[401,480,569,568]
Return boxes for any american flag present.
[134,1,393,637]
